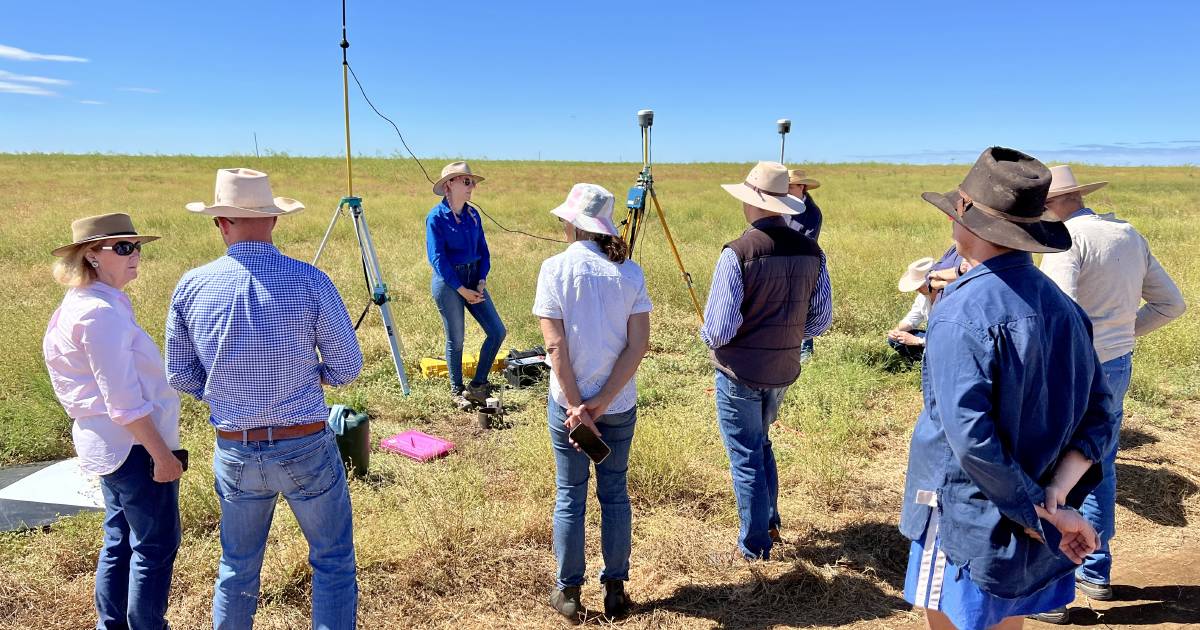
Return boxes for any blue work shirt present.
[899,251,1117,598]
[165,241,364,431]
[425,198,491,290]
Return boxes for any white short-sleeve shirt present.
[533,241,652,414]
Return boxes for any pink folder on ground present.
[380,430,455,462]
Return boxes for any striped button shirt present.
[700,244,833,349]
[165,241,363,431]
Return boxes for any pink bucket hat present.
[550,183,619,236]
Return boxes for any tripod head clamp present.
[638,109,654,129]
[777,118,791,135]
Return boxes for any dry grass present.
[0,155,1197,628]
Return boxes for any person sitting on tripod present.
[425,161,507,406]
[785,169,823,363]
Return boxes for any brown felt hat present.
[921,147,1070,253]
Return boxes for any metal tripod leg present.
[647,186,704,323]
[347,199,411,395]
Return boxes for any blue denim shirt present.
[425,198,490,290]
[899,251,1117,598]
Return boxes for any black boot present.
[550,586,583,624]
[602,580,630,620]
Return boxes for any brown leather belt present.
[217,420,326,442]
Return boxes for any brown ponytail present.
[592,233,628,264]
[573,227,629,263]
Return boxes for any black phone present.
[568,424,611,465]
[173,449,189,471]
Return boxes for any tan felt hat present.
[52,212,160,257]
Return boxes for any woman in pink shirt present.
[42,213,182,629]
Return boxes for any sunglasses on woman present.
[99,241,142,256]
[458,177,476,187]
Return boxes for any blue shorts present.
[904,509,1074,630]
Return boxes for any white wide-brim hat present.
[550,183,619,237]
[897,257,935,293]
[1046,164,1107,199]
[185,168,305,218]
[721,161,806,215]
[433,161,486,196]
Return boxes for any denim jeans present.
[714,370,788,559]
[547,400,637,590]
[886,329,926,362]
[1078,352,1133,585]
[95,445,181,630]
[431,261,507,392]
[212,427,357,630]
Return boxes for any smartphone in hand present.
[568,424,611,465]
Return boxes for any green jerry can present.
[327,405,370,479]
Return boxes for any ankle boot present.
[549,586,583,624]
[601,580,630,620]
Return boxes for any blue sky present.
[2,1,1198,164]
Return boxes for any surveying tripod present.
[311,0,411,395]
[620,110,704,323]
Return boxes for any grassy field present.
[0,154,1196,628]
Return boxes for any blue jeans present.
[1078,352,1133,585]
[212,427,357,630]
[95,445,181,630]
[431,262,507,392]
[714,371,788,559]
[548,400,637,590]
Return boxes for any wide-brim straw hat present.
[921,147,1070,253]
[185,168,304,218]
[1046,164,1108,199]
[433,161,486,196]
[550,183,619,236]
[897,257,935,293]
[52,212,160,257]
[721,161,806,215]
[788,169,821,190]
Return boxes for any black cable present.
[469,202,566,244]
[345,62,435,185]
[345,62,565,244]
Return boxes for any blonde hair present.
[52,243,99,288]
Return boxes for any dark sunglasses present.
[458,177,476,187]
[99,241,142,256]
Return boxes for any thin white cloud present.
[79,100,104,105]
[0,80,56,96]
[0,44,88,63]
[117,87,159,94]
[0,69,70,85]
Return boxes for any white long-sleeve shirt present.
[43,282,180,474]
[1040,209,1186,363]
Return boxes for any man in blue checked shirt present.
[701,161,832,561]
[166,168,363,629]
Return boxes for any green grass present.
[0,154,1196,628]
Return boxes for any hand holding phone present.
[568,422,611,465]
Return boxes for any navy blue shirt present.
[899,251,1117,598]
[785,193,823,241]
[425,198,491,290]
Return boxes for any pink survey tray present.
[380,430,455,462]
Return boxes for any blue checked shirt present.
[165,241,363,431]
[700,226,833,349]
